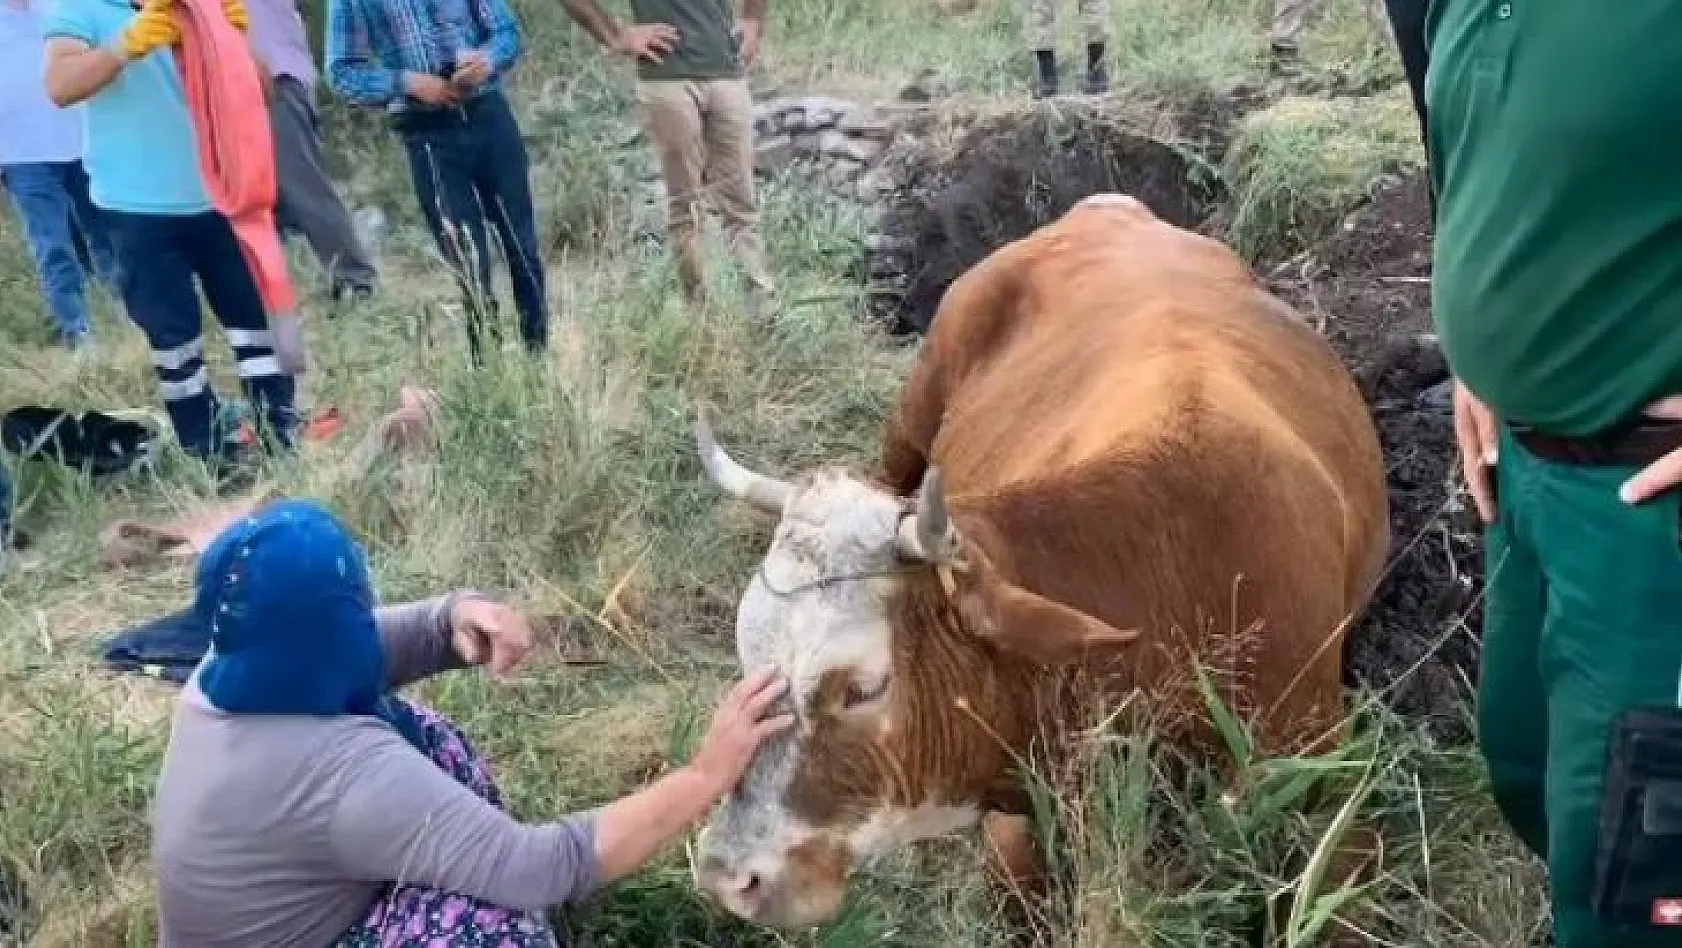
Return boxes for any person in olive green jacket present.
[560,0,773,306]
[1429,2,1682,946]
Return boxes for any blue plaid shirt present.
[325,0,522,108]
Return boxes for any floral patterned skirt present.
[332,700,561,948]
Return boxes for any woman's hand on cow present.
[689,668,794,797]
[448,597,534,679]
[1453,379,1499,524]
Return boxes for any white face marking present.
[734,471,907,727]
[699,471,993,927]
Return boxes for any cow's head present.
[689,413,1138,929]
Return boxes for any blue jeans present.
[104,209,297,458]
[0,160,121,339]
[395,89,549,357]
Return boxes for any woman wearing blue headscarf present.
[151,498,791,947]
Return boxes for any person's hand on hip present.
[1621,395,1682,505]
[613,22,679,63]
[1454,378,1500,524]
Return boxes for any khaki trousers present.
[1023,0,1110,50]
[636,78,774,298]
[1270,0,1392,48]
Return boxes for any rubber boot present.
[1032,49,1059,99]
[1084,42,1110,95]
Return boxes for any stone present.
[798,96,854,122]
[854,166,898,201]
[818,130,886,164]
[897,69,948,103]
[754,135,797,175]
[838,111,896,141]
[867,253,907,280]
[1416,380,1454,417]
[863,233,913,253]
[824,158,865,187]
[790,131,824,155]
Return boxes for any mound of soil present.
[1267,174,1481,742]
[875,103,1224,334]
[871,102,1481,740]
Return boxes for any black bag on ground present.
[1593,707,1682,926]
[1,406,155,476]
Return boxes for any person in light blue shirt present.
[0,0,120,350]
[42,0,298,480]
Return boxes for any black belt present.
[389,89,501,135]
[1510,420,1682,467]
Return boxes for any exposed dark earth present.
[870,107,1478,742]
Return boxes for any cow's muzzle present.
[694,832,853,929]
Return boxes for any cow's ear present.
[955,573,1139,665]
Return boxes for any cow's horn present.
[693,409,793,514]
[897,467,962,565]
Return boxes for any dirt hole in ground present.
[875,103,1225,335]
[874,105,1478,741]
[1269,173,1479,744]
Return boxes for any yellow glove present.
[120,0,180,60]
[222,0,247,32]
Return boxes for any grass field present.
[0,0,1546,945]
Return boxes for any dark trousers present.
[395,88,548,357]
[1383,0,1432,211]
[105,209,297,457]
[270,76,379,296]
[1481,430,1682,947]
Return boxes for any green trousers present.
[1481,429,1682,946]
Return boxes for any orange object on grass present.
[170,0,309,373]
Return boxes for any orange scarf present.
[171,0,309,373]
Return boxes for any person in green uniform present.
[559,0,775,306]
[1427,2,1682,945]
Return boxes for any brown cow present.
[689,193,1390,929]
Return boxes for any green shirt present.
[629,0,742,82]
[1425,0,1682,437]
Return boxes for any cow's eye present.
[844,674,891,709]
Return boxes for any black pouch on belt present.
[1593,707,1682,927]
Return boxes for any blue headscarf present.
[193,498,427,752]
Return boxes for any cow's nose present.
[697,857,769,920]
